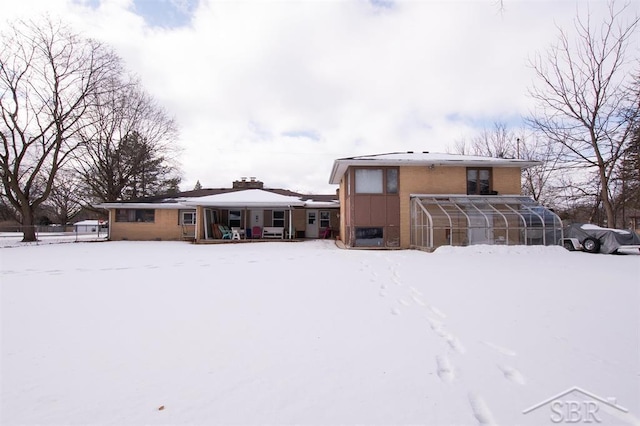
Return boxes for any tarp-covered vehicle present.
[563,223,640,254]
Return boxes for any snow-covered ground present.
[1,240,638,425]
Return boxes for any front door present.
[250,209,263,229]
[306,210,318,238]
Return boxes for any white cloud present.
[3,0,638,193]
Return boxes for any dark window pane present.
[273,210,285,227]
[467,169,478,195]
[479,169,491,194]
[116,209,154,222]
[229,210,241,227]
[386,169,398,194]
[355,227,383,247]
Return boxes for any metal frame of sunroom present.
[410,195,563,250]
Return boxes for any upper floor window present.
[115,209,155,223]
[355,169,383,193]
[355,168,399,194]
[386,169,398,194]
[467,168,492,195]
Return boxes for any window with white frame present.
[355,169,383,193]
[180,210,196,225]
[273,210,285,227]
[320,211,330,228]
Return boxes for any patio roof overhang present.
[94,202,184,210]
[182,189,306,208]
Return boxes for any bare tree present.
[518,132,565,205]
[471,122,516,158]
[73,76,181,203]
[0,18,120,241]
[45,170,83,225]
[448,122,564,204]
[448,122,516,157]
[613,83,640,225]
[527,1,639,227]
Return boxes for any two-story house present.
[329,151,562,250]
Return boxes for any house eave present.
[183,201,306,208]
[329,156,541,185]
[94,202,186,210]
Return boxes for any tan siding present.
[397,166,523,248]
[292,209,306,237]
[398,166,467,248]
[196,206,205,240]
[492,167,522,195]
[110,209,183,241]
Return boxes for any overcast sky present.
[3,0,639,194]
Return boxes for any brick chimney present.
[232,177,264,189]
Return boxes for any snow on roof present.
[95,189,339,209]
[93,202,185,210]
[73,220,106,226]
[183,189,307,207]
[329,151,541,184]
[303,200,339,208]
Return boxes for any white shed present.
[74,220,107,233]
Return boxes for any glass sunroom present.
[410,195,563,250]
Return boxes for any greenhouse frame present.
[410,195,563,250]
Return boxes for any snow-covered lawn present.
[1,240,638,425]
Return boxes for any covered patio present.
[183,189,306,242]
[410,195,563,250]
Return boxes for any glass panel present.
[320,211,330,228]
[411,196,563,249]
[273,210,285,227]
[355,227,384,247]
[229,210,241,227]
[386,169,398,194]
[467,169,478,195]
[355,169,383,193]
[479,169,491,194]
[135,210,154,222]
[181,211,196,225]
[116,209,154,222]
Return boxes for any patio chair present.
[217,224,233,239]
[252,226,262,239]
[231,227,243,240]
[320,227,332,239]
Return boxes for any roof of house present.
[182,189,307,208]
[94,187,339,210]
[73,220,107,226]
[329,151,541,184]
